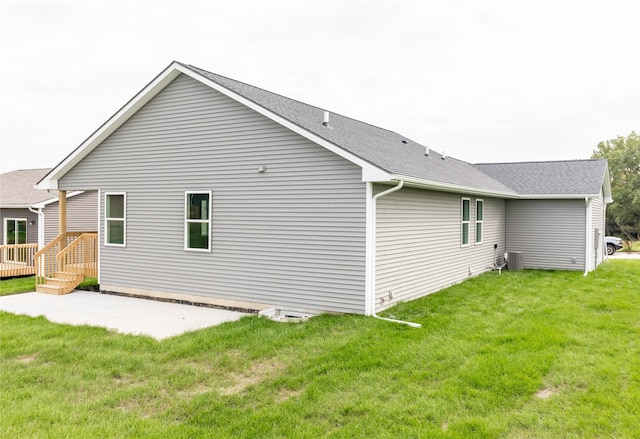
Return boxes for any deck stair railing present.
[35,232,98,295]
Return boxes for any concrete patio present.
[0,290,252,340]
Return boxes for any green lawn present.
[0,275,37,295]
[1,261,638,438]
[0,276,98,296]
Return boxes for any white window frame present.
[184,191,212,252]
[461,197,471,247]
[4,218,27,245]
[475,199,484,245]
[104,192,126,247]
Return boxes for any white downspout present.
[28,206,45,250]
[584,197,592,276]
[366,180,421,328]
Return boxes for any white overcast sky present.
[1,0,638,173]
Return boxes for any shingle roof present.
[182,64,515,194]
[38,61,609,200]
[1,168,54,207]
[472,160,608,196]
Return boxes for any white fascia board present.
[516,193,601,200]
[31,191,85,209]
[0,204,35,209]
[394,174,519,198]
[602,165,613,203]
[362,166,393,182]
[36,64,183,190]
[177,65,390,183]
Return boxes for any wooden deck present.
[0,244,38,278]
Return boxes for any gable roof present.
[182,64,515,195]
[36,61,609,201]
[1,168,53,207]
[36,61,515,197]
[473,160,612,201]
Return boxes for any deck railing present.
[58,233,98,278]
[35,232,97,293]
[0,243,38,277]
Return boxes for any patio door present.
[4,218,27,262]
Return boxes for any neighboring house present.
[36,61,612,315]
[0,169,98,249]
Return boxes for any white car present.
[605,236,623,255]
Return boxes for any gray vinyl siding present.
[375,186,506,312]
[59,73,366,314]
[506,199,585,270]
[42,191,99,244]
[0,208,38,245]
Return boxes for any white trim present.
[104,192,126,247]
[394,174,518,198]
[475,198,484,245]
[34,61,612,204]
[30,191,86,209]
[184,191,212,252]
[1,204,43,209]
[36,62,391,189]
[515,193,601,200]
[461,198,471,247]
[97,189,101,284]
[364,182,374,315]
[584,197,592,276]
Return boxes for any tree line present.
[592,131,640,241]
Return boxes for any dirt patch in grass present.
[274,387,304,403]
[16,354,38,364]
[178,382,214,398]
[219,358,286,396]
[535,387,557,399]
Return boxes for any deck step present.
[45,274,84,285]
[51,271,84,280]
[36,284,64,295]
[37,271,85,295]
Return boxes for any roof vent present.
[401,139,408,144]
[441,151,446,160]
[322,111,332,128]
[425,146,430,156]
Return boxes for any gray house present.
[0,168,98,249]
[36,61,611,315]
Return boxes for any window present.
[461,198,470,246]
[105,193,126,246]
[475,199,484,244]
[4,218,27,245]
[185,192,211,251]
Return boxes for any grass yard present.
[1,261,638,438]
[623,240,640,252]
[0,276,98,296]
[0,275,37,295]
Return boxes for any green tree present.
[592,131,640,240]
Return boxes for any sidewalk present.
[609,252,640,260]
